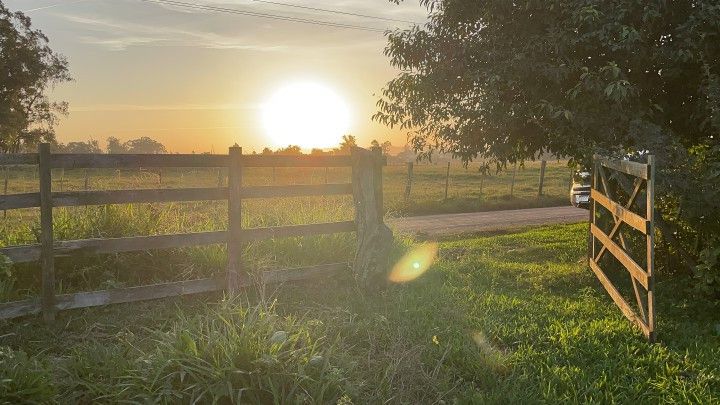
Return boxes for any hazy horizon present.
[6,0,428,153]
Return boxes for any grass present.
[1,223,718,403]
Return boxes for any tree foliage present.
[105,136,167,154]
[377,1,718,166]
[54,140,102,154]
[377,0,720,292]
[0,3,70,153]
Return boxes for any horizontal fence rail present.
[0,262,349,320]
[0,222,356,264]
[0,145,386,321]
[0,183,353,210]
[0,153,39,166]
[41,154,353,169]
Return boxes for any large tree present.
[0,3,71,153]
[377,1,718,166]
[377,1,720,289]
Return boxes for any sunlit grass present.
[1,224,718,403]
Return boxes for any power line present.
[248,0,420,25]
[139,0,389,33]
[24,0,93,13]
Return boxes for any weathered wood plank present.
[54,231,228,256]
[0,232,228,263]
[0,184,353,210]
[0,153,39,166]
[351,147,393,287]
[595,155,649,179]
[0,298,40,320]
[0,263,347,320]
[0,244,41,263]
[261,262,348,284]
[39,144,55,322]
[590,189,648,234]
[242,221,356,242]
[241,183,352,199]
[53,187,228,207]
[55,277,224,310]
[590,224,649,289]
[240,155,351,167]
[0,224,351,263]
[589,259,650,337]
[0,192,40,210]
[51,154,229,169]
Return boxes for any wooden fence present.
[402,159,555,202]
[588,154,655,341]
[0,144,386,321]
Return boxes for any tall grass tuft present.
[3,298,353,403]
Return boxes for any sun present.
[261,82,351,149]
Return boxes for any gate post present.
[227,145,243,295]
[646,155,656,342]
[351,147,393,288]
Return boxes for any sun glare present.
[261,82,351,149]
[388,242,439,283]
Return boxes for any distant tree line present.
[51,136,168,154]
[257,135,392,156]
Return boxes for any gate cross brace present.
[594,168,647,321]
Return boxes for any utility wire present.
[24,0,93,13]
[139,0,389,33]
[249,0,419,25]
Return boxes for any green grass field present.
[1,224,717,403]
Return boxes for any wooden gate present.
[588,154,656,342]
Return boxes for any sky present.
[5,0,428,153]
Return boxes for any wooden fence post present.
[510,161,517,197]
[3,167,8,219]
[352,147,392,288]
[404,161,413,201]
[227,145,243,295]
[479,171,485,197]
[59,167,65,192]
[84,169,89,190]
[444,161,451,201]
[646,154,656,342]
[538,160,547,196]
[39,143,56,322]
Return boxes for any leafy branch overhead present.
[376,1,719,168]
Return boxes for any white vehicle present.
[570,171,591,209]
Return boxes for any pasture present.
[1,158,572,218]
[1,224,718,403]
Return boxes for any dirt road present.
[389,206,587,236]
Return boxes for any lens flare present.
[388,242,439,283]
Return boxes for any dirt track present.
[389,206,587,236]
